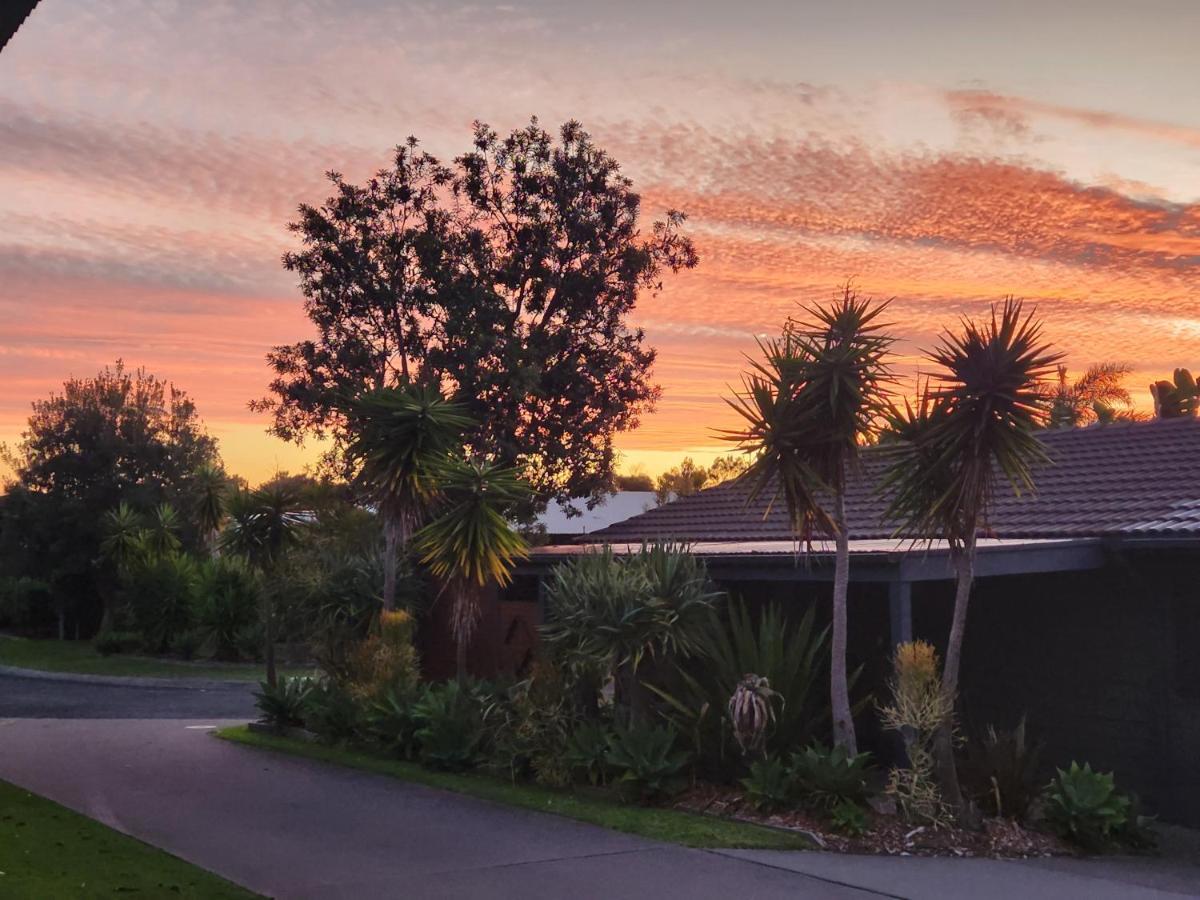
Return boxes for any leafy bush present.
[484,664,577,786]
[563,721,613,787]
[606,723,690,804]
[196,557,259,661]
[830,799,869,836]
[1042,762,1137,852]
[255,675,314,728]
[344,610,420,700]
[741,756,793,812]
[651,601,843,780]
[361,685,421,759]
[541,544,721,720]
[303,677,362,743]
[0,576,52,630]
[789,743,873,810]
[93,630,143,656]
[122,552,200,653]
[412,682,486,771]
[960,716,1043,821]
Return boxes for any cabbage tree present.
[725,288,893,754]
[413,458,529,683]
[343,385,472,610]
[884,297,1060,812]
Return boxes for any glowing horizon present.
[2,1,1198,485]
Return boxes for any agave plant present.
[728,674,782,757]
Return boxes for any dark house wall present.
[489,547,1199,825]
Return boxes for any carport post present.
[888,579,913,647]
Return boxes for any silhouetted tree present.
[254,119,697,512]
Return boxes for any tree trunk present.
[264,593,277,688]
[830,489,858,755]
[455,632,468,685]
[382,515,399,612]
[935,530,977,816]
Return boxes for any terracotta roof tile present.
[590,418,1200,544]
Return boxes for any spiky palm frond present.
[192,463,228,539]
[414,459,529,589]
[721,288,894,541]
[144,503,182,558]
[100,502,145,572]
[1044,362,1133,427]
[221,484,306,570]
[884,298,1061,546]
[343,384,473,518]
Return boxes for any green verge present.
[217,725,812,851]
[0,636,314,682]
[0,779,259,898]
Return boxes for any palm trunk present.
[382,515,399,612]
[935,529,977,815]
[830,489,857,755]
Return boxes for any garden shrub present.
[255,675,314,728]
[196,556,259,661]
[879,640,954,827]
[171,627,204,660]
[345,609,420,700]
[0,576,52,631]
[606,722,690,804]
[829,799,869,836]
[122,551,200,654]
[361,684,422,759]
[1042,762,1151,852]
[484,663,577,786]
[93,630,143,656]
[412,681,486,771]
[789,743,873,810]
[741,756,793,813]
[959,716,1042,821]
[563,721,613,787]
[541,544,721,723]
[303,677,362,743]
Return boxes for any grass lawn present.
[0,635,314,682]
[0,779,258,898]
[218,725,813,851]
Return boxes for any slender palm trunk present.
[453,581,479,685]
[830,488,857,755]
[382,510,413,612]
[264,592,277,688]
[934,529,977,814]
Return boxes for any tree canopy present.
[254,118,697,509]
[0,361,221,634]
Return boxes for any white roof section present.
[536,492,657,536]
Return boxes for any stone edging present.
[0,663,253,691]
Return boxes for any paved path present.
[0,670,257,718]
[0,674,1196,899]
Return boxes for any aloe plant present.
[1042,762,1134,852]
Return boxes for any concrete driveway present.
[0,673,1196,899]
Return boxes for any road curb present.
[0,664,255,691]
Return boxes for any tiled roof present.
[590,418,1200,544]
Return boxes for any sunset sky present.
[2,1,1199,484]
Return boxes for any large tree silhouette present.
[255,119,697,509]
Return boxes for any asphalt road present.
[0,670,258,718]
[0,672,1196,899]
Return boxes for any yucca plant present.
[883,298,1060,813]
[414,457,529,683]
[723,286,894,754]
[192,463,229,556]
[541,543,721,723]
[144,503,183,558]
[342,384,472,610]
[221,484,307,685]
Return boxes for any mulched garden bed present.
[674,783,1071,858]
